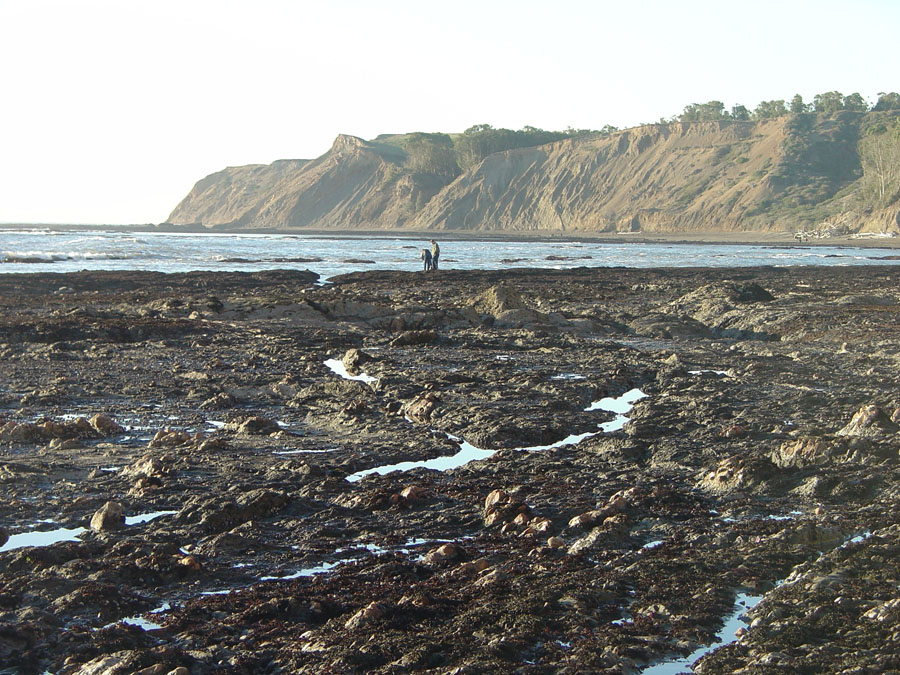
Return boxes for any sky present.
[1,0,897,225]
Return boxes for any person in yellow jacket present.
[430,240,440,270]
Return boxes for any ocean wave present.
[1,250,148,263]
[213,255,325,263]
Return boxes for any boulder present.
[0,421,42,443]
[225,415,281,436]
[73,654,127,675]
[422,543,464,565]
[341,348,374,374]
[470,285,527,315]
[90,501,125,532]
[344,601,386,630]
[196,489,289,534]
[629,313,712,339]
[697,455,779,493]
[673,281,774,312]
[731,282,775,303]
[770,521,846,549]
[484,489,509,510]
[402,392,441,422]
[494,308,551,328]
[88,414,125,436]
[568,508,614,529]
[390,330,438,346]
[483,491,529,528]
[121,455,171,479]
[149,428,195,447]
[316,300,391,322]
[774,434,891,468]
[567,516,631,555]
[837,405,899,437]
[772,437,832,468]
[199,392,236,410]
[399,485,429,503]
[0,417,103,444]
[863,598,900,622]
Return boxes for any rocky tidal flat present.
[2,265,900,674]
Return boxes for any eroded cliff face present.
[167,135,445,230]
[167,159,309,228]
[412,121,789,233]
[167,115,896,233]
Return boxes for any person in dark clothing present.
[430,240,440,270]
[420,248,432,271]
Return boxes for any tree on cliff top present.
[403,133,460,179]
[678,101,728,122]
[453,125,590,170]
[874,92,900,111]
[858,118,900,208]
[753,100,788,120]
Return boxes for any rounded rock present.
[90,501,125,532]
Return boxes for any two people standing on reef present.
[420,239,440,272]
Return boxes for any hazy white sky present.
[1,0,897,224]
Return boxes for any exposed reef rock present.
[2,264,900,673]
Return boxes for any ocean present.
[1,228,899,280]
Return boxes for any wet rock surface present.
[1,265,900,673]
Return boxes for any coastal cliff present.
[167,113,900,235]
[168,135,446,231]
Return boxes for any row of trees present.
[401,124,619,177]
[677,91,900,123]
[453,124,615,170]
[398,94,900,207]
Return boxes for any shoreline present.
[2,222,899,250]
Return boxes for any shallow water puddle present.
[272,448,336,455]
[119,616,163,630]
[611,593,637,626]
[103,602,171,631]
[841,530,873,547]
[260,560,342,581]
[125,511,178,526]
[347,389,647,483]
[258,537,445,582]
[585,388,647,415]
[345,388,647,482]
[1,513,177,553]
[0,526,87,552]
[347,441,495,482]
[640,592,762,674]
[719,510,803,524]
[323,358,378,384]
[523,388,647,449]
[520,431,599,452]
[766,511,803,522]
[587,388,647,432]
